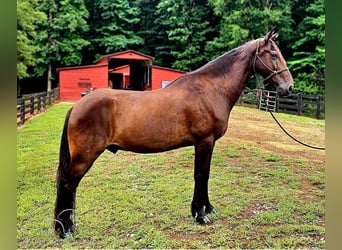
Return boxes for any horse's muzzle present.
[277,83,294,97]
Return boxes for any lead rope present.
[260,89,325,150]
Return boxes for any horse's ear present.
[271,30,279,41]
[264,28,278,44]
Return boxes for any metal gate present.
[258,90,277,112]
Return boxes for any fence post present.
[239,90,244,105]
[30,97,34,115]
[53,88,58,102]
[297,93,302,116]
[38,96,41,112]
[316,96,321,119]
[56,88,59,102]
[257,89,262,109]
[43,94,46,110]
[20,99,25,125]
[48,92,51,106]
[52,88,56,103]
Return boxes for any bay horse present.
[54,29,294,238]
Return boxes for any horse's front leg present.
[191,138,216,224]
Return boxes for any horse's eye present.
[271,54,278,60]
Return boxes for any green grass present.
[17,104,325,249]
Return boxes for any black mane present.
[189,40,253,76]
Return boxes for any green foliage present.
[85,0,143,59]
[207,0,293,56]
[17,0,46,79]
[34,0,89,69]
[133,0,161,58]
[288,0,325,94]
[17,0,325,95]
[154,0,215,71]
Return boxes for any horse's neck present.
[214,43,255,106]
[169,40,256,107]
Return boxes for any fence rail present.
[17,88,59,126]
[276,93,325,119]
[239,89,325,119]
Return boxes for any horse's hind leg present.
[54,122,104,238]
[54,154,101,238]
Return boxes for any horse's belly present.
[113,122,193,153]
[116,137,192,153]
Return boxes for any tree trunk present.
[47,10,53,92]
[47,62,52,92]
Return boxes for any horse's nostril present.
[289,85,293,92]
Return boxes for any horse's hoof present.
[58,229,73,239]
[205,206,216,214]
[196,215,211,225]
[55,223,75,239]
[59,232,70,239]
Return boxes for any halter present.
[252,39,289,82]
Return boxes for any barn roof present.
[152,65,186,74]
[57,63,108,72]
[94,50,155,65]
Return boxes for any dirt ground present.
[227,106,325,165]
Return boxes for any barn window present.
[78,81,92,88]
[161,80,171,88]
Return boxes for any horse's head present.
[253,29,294,96]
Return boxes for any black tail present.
[57,107,73,181]
[54,107,75,238]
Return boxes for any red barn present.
[58,50,185,102]
[58,64,108,102]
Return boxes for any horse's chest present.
[190,113,228,141]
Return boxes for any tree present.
[133,0,160,58]
[288,0,325,94]
[35,0,89,91]
[153,0,216,71]
[84,0,143,62]
[148,0,177,67]
[207,0,293,59]
[17,0,46,80]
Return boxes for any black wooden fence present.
[239,89,325,119]
[17,88,59,126]
[276,93,325,119]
